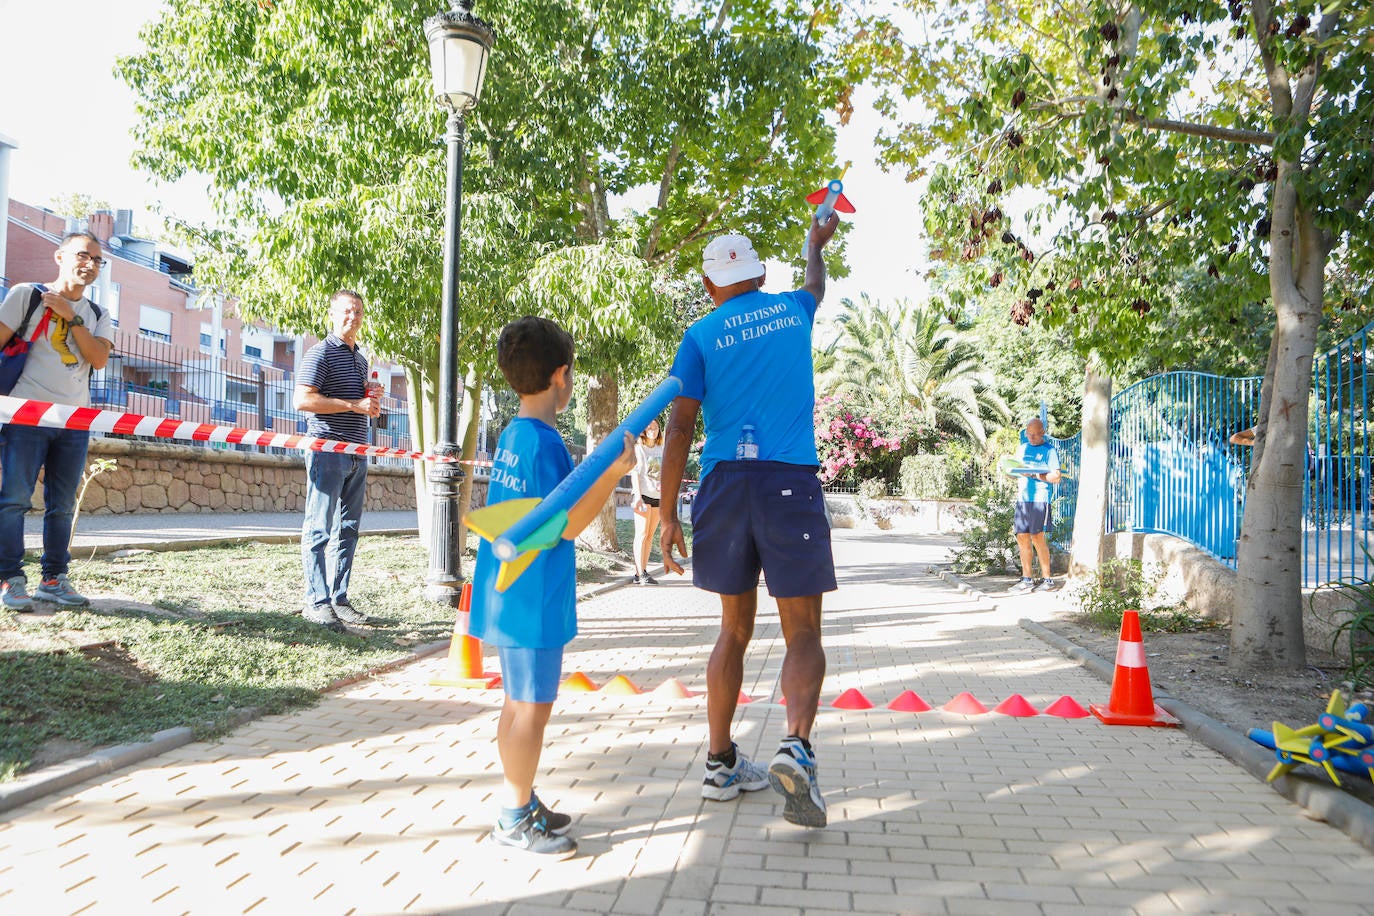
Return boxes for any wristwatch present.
[67,314,85,328]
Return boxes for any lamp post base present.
[424,454,466,606]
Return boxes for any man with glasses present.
[293,290,381,631]
[0,231,115,609]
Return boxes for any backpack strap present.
[15,285,45,340]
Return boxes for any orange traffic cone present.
[430,583,500,688]
[1089,610,1179,727]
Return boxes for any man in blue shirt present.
[660,216,839,829]
[293,290,382,631]
[1008,416,1062,594]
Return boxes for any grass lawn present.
[0,521,690,782]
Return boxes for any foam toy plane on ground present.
[466,376,682,591]
[802,164,855,257]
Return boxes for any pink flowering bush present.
[814,395,906,484]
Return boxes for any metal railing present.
[1309,321,1373,585]
[1048,433,1080,554]
[93,328,414,467]
[1103,321,1374,587]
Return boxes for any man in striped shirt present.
[293,290,381,631]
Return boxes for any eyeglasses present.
[70,251,108,268]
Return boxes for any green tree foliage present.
[842,0,1374,669]
[119,0,849,554]
[816,295,1009,446]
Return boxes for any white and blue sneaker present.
[769,736,827,827]
[701,743,770,801]
[34,574,88,607]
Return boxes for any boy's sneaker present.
[34,575,88,607]
[332,599,370,625]
[2,576,32,612]
[531,792,572,836]
[631,573,642,586]
[303,603,345,633]
[768,737,827,828]
[489,807,577,859]
[641,573,658,586]
[1007,578,1035,595]
[701,743,769,801]
[1033,577,1060,592]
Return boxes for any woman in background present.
[631,418,664,585]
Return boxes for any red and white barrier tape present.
[0,395,493,466]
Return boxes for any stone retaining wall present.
[24,439,418,514]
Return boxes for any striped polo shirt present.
[299,334,371,445]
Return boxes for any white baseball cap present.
[702,233,765,286]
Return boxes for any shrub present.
[899,454,947,499]
[1068,558,1203,633]
[949,484,1018,574]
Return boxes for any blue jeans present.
[301,451,368,608]
[0,424,89,581]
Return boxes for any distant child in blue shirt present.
[1008,416,1062,594]
[470,316,633,859]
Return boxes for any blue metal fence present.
[1309,322,1373,585]
[1102,320,1373,587]
[1048,433,1080,553]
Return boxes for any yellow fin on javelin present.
[466,498,541,542]
[495,550,540,593]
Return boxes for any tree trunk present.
[578,371,622,553]
[455,365,482,564]
[405,362,439,546]
[1068,361,1112,580]
[1230,179,1328,671]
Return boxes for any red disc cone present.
[737,690,754,705]
[652,678,696,699]
[1089,610,1179,727]
[600,674,641,695]
[887,690,933,712]
[831,688,874,710]
[942,692,989,714]
[561,671,598,692]
[993,694,1040,717]
[1043,696,1091,718]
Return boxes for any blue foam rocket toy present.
[802,165,855,258]
[465,376,682,591]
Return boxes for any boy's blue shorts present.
[497,645,564,703]
[691,461,836,598]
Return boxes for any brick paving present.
[3,529,1374,915]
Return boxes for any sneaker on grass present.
[303,603,345,633]
[34,574,88,607]
[701,743,769,801]
[489,807,577,858]
[332,599,370,625]
[2,575,32,612]
[768,737,827,828]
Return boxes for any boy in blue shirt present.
[1008,416,1062,594]
[471,316,634,858]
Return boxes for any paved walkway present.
[32,509,421,552]
[4,530,1374,915]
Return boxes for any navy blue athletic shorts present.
[1014,501,1052,535]
[691,461,836,597]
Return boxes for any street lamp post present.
[423,0,494,605]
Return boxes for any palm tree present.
[816,295,1008,445]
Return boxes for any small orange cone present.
[652,678,696,699]
[562,671,598,692]
[737,690,754,705]
[831,688,874,710]
[943,692,989,714]
[993,694,1039,717]
[430,583,500,688]
[1043,696,1091,718]
[1090,610,1179,727]
[887,690,933,712]
[600,674,642,695]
